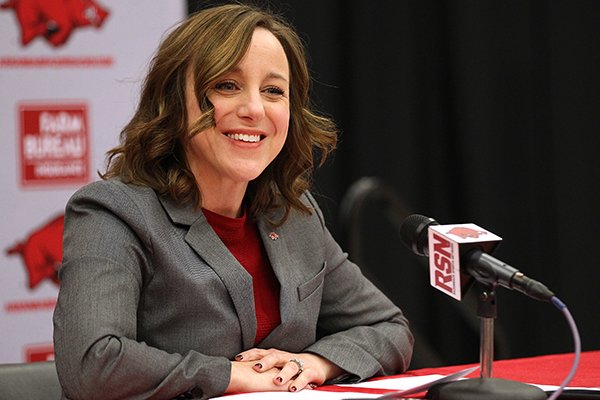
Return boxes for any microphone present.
[400,214,554,302]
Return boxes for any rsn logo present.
[430,232,458,298]
[1,0,110,47]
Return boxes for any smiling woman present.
[184,27,291,217]
[52,3,415,400]
[100,3,337,224]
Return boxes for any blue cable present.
[546,296,581,400]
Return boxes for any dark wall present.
[188,0,600,368]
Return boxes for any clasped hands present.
[226,348,344,394]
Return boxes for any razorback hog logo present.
[448,227,487,239]
[1,0,109,47]
[6,214,64,289]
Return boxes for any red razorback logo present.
[448,226,487,239]
[1,0,109,47]
[6,214,64,289]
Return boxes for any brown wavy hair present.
[101,3,337,224]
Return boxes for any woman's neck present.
[197,178,248,218]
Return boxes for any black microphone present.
[400,214,554,302]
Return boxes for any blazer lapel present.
[257,213,311,348]
[257,219,298,323]
[158,196,257,349]
[256,208,328,352]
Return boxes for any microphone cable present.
[547,296,581,400]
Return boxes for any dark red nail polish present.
[254,363,262,369]
[235,354,243,360]
[290,386,297,392]
[276,376,283,383]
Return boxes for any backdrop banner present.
[0,0,185,363]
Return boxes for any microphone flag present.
[428,223,501,300]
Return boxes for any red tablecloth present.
[405,350,599,387]
[317,351,600,397]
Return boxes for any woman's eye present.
[264,86,285,96]
[215,81,238,91]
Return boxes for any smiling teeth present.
[227,133,261,143]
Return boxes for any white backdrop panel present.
[0,0,185,362]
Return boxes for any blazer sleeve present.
[302,192,414,382]
[53,182,230,400]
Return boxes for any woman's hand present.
[233,348,345,392]
[225,361,285,394]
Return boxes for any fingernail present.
[275,376,283,383]
[254,363,262,369]
[235,354,243,360]
[290,386,297,392]
[309,383,317,389]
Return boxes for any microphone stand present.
[426,284,547,400]
[479,285,498,379]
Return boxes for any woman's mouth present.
[226,133,262,143]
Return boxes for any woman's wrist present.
[302,353,345,382]
[225,361,241,393]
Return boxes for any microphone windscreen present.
[400,214,439,256]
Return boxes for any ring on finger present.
[289,358,304,375]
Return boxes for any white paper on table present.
[209,390,380,399]
[336,374,447,390]
[208,376,445,399]
[209,367,479,399]
[533,384,600,393]
[338,365,479,396]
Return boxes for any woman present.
[53,3,414,399]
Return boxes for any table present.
[212,351,599,399]
[316,350,600,398]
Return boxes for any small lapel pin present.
[268,232,279,240]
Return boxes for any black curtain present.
[188,0,600,368]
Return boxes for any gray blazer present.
[53,179,413,400]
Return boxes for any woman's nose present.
[236,91,266,120]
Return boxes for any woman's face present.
[185,27,290,189]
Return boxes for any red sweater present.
[202,208,281,345]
